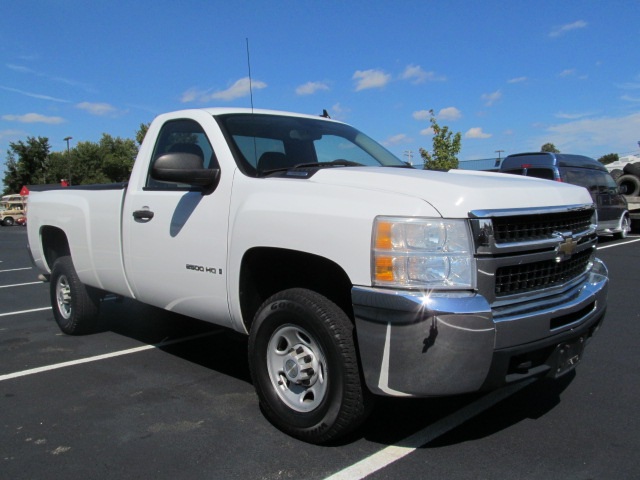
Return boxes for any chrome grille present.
[495,248,592,296]
[492,210,593,244]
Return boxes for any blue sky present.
[1,0,639,180]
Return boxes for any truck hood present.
[309,167,593,218]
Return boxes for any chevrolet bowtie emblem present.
[554,232,577,262]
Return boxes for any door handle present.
[133,209,154,221]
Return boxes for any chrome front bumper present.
[352,258,608,397]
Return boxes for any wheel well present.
[239,248,354,331]
[40,226,71,271]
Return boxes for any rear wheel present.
[248,288,369,444]
[2,217,14,226]
[50,256,99,335]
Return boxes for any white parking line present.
[324,378,535,480]
[0,330,223,382]
[0,281,43,289]
[0,307,51,317]
[598,237,640,250]
[0,267,33,273]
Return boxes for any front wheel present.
[248,288,369,444]
[614,215,631,240]
[50,256,99,335]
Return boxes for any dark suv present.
[500,152,630,239]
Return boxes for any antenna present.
[246,38,254,112]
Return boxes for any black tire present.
[614,215,631,240]
[2,217,14,226]
[248,288,369,444]
[610,169,623,181]
[50,256,99,335]
[616,174,640,196]
[623,162,640,177]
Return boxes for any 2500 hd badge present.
[186,264,222,275]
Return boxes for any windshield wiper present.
[259,159,364,176]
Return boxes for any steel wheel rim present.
[266,324,327,412]
[623,217,630,236]
[55,274,72,320]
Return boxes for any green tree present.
[598,153,618,165]
[2,136,51,194]
[68,134,137,185]
[541,143,560,153]
[71,140,105,184]
[136,122,150,146]
[45,151,71,185]
[98,134,138,182]
[419,110,461,170]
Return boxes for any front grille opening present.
[550,302,595,330]
[492,210,593,244]
[495,248,592,296]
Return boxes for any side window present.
[503,168,525,176]
[526,168,555,180]
[146,119,218,190]
[563,168,592,190]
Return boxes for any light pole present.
[494,149,504,168]
[64,136,72,185]
[403,150,414,166]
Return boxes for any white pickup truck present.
[27,107,608,443]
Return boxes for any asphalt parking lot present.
[2,226,639,480]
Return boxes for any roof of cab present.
[501,152,606,171]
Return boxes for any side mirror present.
[151,153,220,188]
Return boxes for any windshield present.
[216,113,407,176]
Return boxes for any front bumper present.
[352,258,608,397]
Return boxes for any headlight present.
[372,216,475,289]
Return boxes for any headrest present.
[258,151,290,171]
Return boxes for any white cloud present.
[180,87,201,103]
[76,102,118,116]
[550,20,587,38]
[413,110,431,121]
[481,90,502,106]
[559,69,576,77]
[330,102,350,120]
[539,112,640,153]
[400,65,445,84]
[0,129,25,140]
[6,64,33,74]
[383,133,411,146]
[295,81,329,96]
[508,76,527,84]
[2,113,65,124]
[0,85,69,103]
[210,77,267,101]
[420,127,435,136]
[621,94,640,103]
[353,69,391,91]
[401,65,426,83]
[438,107,461,121]
[554,111,593,120]
[6,64,95,92]
[183,78,267,103]
[465,127,492,139]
